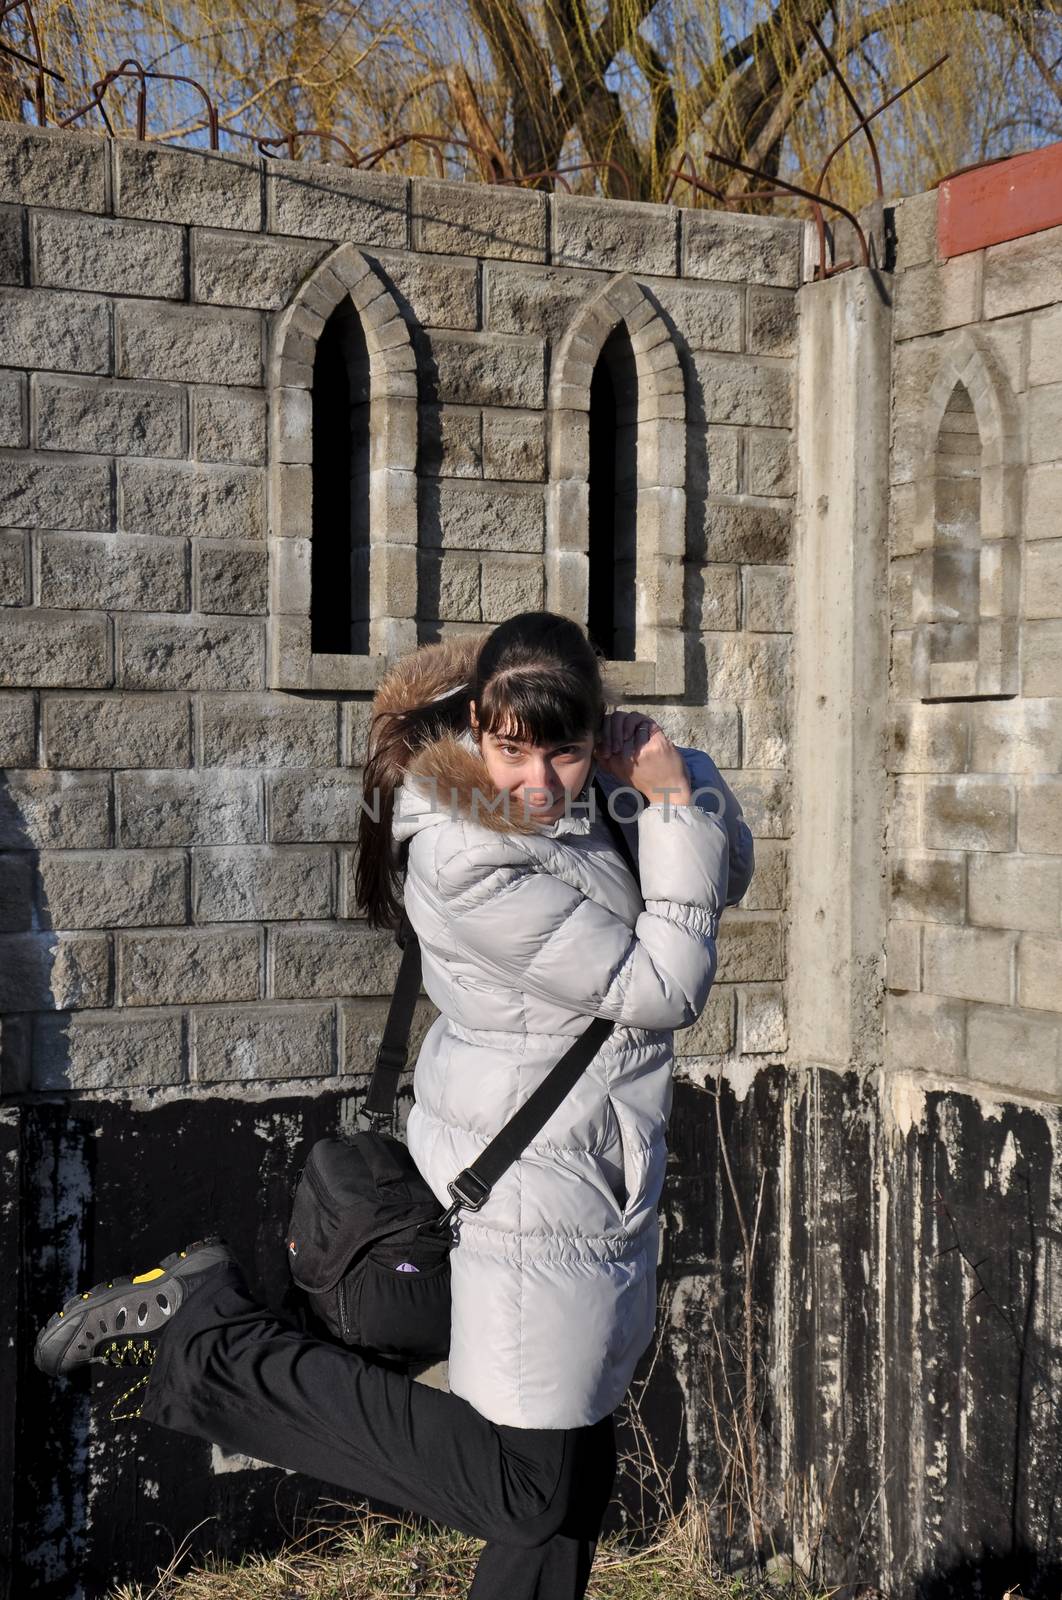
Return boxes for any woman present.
[35,611,753,1600]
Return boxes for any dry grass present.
[107,1500,833,1600]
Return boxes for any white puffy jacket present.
[374,637,754,1429]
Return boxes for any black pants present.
[139,1262,618,1600]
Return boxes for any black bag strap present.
[365,776,644,1225]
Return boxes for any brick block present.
[412,180,545,262]
[198,693,337,767]
[0,610,110,689]
[698,427,739,496]
[553,195,677,275]
[892,190,938,271]
[118,926,262,1006]
[359,249,476,332]
[423,332,545,409]
[117,616,264,691]
[0,852,33,930]
[886,920,921,992]
[419,406,482,478]
[747,431,794,497]
[421,481,544,553]
[893,255,982,340]
[0,370,25,445]
[485,264,603,339]
[969,699,1062,775]
[714,912,783,982]
[195,542,268,615]
[116,301,262,387]
[738,838,785,911]
[884,991,966,1076]
[0,770,110,849]
[889,703,968,774]
[924,779,1012,851]
[681,211,801,288]
[741,701,787,768]
[0,126,107,212]
[115,142,261,230]
[1018,777,1062,854]
[267,160,406,246]
[0,528,26,604]
[0,286,110,374]
[34,374,186,459]
[0,453,111,531]
[1017,935,1062,1014]
[117,769,261,847]
[689,564,739,631]
[1023,464,1062,544]
[746,289,797,357]
[982,222,1062,320]
[193,387,267,465]
[193,1003,333,1081]
[0,203,22,285]
[479,554,544,622]
[1022,621,1062,697]
[702,633,790,701]
[969,854,1061,934]
[191,228,325,309]
[341,701,374,768]
[1029,384,1062,467]
[744,565,791,632]
[38,849,187,930]
[418,550,480,622]
[32,1008,185,1090]
[737,982,787,1053]
[649,282,742,353]
[0,930,110,1010]
[718,767,788,838]
[193,846,333,922]
[674,983,733,1055]
[966,1004,1060,1094]
[268,770,365,843]
[690,356,792,427]
[43,693,189,769]
[339,996,438,1076]
[890,851,965,924]
[922,923,1014,1005]
[644,708,740,772]
[1024,541,1062,620]
[31,212,184,299]
[697,501,790,564]
[0,693,34,765]
[1029,306,1062,387]
[269,922,400,999]
[481,411,546,482]
[37,531,188,613]
[120,460,264,542]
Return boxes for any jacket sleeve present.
[432,800,730,1032]
[602,747,755,909]
[677,746,755,907]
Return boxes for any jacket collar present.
[370,635,598,844]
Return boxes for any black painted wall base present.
[4,1070,1062,1599]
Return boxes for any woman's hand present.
[594,711,692,807]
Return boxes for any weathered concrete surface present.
[789,269,891,1072]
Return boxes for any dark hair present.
[354,612,611,930]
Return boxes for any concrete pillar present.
[789,268,892,1072]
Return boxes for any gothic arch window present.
[269,243,418,692]
[548,274,686,697]
[911,334,1021,701]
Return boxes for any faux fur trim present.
[370,632,548,837]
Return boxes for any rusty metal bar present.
[808,19,883,200]
[815,54,948,198]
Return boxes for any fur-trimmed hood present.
[370,633,598,842]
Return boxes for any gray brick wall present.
[885,192,1062,1097]
[0,123,797,1097]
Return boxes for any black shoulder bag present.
[285,779,640,1362]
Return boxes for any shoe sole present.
[34,1237,230,1379]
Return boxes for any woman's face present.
[469,701,596,820]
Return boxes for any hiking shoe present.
[34,1236,235,1380]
